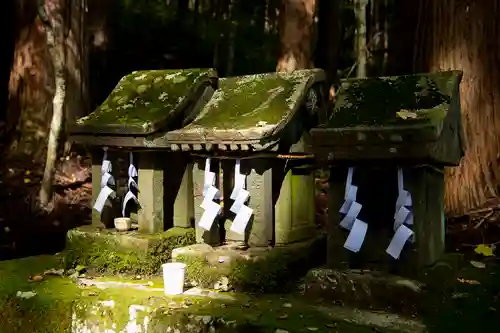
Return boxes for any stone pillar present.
[91,151,102,227]
[405,166,445,268]
[243,159,273,247]
[275,166,316,245]
[193,157,221,245]
[137,152,164,233]
[163,153,194,229]
[326,167,350,268]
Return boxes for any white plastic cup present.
[162,263,186,295]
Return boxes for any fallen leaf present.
[43,268,64,276]
[396,109,418,120]
[75,265,86,273]
[16,291,37,299]
[470,260,486,268]
[475,244,495,257]
[29,275,43,282]
[457,278,480,285]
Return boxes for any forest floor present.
[0,154,500,331]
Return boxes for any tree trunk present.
[276,0,317,72]
[7,0,54,161]
[354,0,368,78]
[414,0,500,215]
[39,0,67,206]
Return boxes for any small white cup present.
[162,262,186,295]
[114,217,132,231]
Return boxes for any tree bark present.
[414,0,500,215]
[354,0,368,78]
[7,0,54,161]
[276,0,317,72]
[39,0,66,206]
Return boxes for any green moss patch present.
[74,68,217,133]
[0,255,79,333]
[170,69,324,131]
[63,226,196,275]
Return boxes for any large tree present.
[276,0,317,72]
[414,0,500,215]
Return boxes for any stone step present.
[301,268,425,316]
[171,235,326,292]
[64,225,196,275]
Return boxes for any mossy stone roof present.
[166,69,326,143]
[311,71,465,165]
[71,68,217,136]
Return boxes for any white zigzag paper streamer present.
[94,147,116,213]
[229,159,253,235]
[198,158,222,231]
[122,152,139,217]
[339,167,368,253]
[386,168,415,259]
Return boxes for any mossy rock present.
[63,226,196,275]
[173,235,326,293]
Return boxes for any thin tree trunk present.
[276,0,316,72]
[38,0,66,207]
[414,0,500,215]
[355,0,368,77]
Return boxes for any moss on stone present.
[63,226,196,275]
[74,68,217,133]
[177,235,326,293]
[328,70,462,127]
[179,69,324,130]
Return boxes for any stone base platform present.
[301,268,426,316]
[64,225,196,275]
[172,234,327,292]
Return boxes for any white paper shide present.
[122,152,139,217]
[386,168,415,259]
[229,159,253,235]
[340,167,368,253]
[198,158,222,231]
[93,147,116,213]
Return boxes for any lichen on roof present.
[327,70,462,128]
[74,68,217,133]
[182,69,324,131]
